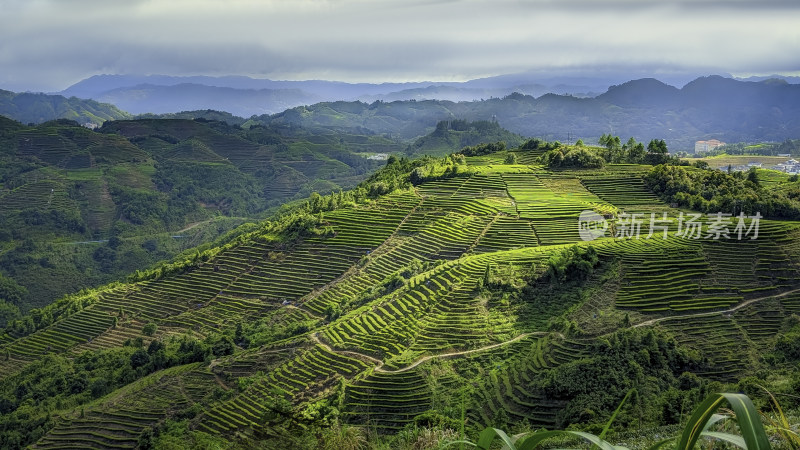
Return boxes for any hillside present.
[0,90,130,126]
[258,76,800,151]
[0,116,403,311]
[408,119,525,155]
[2,143,800,448]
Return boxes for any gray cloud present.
[0,0,798,91]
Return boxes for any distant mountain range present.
[255,76,800,151]
[58,72,715,116]
[2,74,799,151]
[56,72,800,117]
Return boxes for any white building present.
[694,139,726,153]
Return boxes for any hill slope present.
[408,119,524,155]
[2,145,800,448]
[0,116,403,311]
[0,90,131,125]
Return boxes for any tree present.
[130,348,151,369]
[0,274,27,306]
[541,147,604,169]
[142,322,157,336]
[142,240,157,252]
[0,299,21,328]
[107,236,123,249]
[211,336,234,357]
[647,139,668,154]
[626,141,646,163]
[504,153,518,164]
[747,167,760,186]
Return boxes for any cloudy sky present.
[1,0,798,92]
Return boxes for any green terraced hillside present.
[0,116,407,310]
[3,145,800,449]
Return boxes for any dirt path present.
[309,330,561,375]
[177,216,258,233]
[374,331,557,374]
[305,286,800,376]
[58,216,259,245]
[631,286,800,329]
[212,372,231,391]
[310,333,383,366]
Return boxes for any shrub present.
[544,245,599,284]
[142,322,157,336]
[541,147,604,169]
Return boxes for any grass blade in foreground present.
[674,393,770,450]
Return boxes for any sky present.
[1,0,799,92]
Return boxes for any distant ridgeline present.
[0,89,130,126]
[253,76,800,151]
[4,75,800,152]
[0,115,407,311]
[3,138,800,449]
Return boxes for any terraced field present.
[580,171,663,207]
[32,364,216,450]
[5,152,800,447]
[0,179,76,213]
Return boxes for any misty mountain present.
[59,72,692,117]
[595,78,682,107]
[7,74,800,152]
[257,76,800,151]
[61,74,436,104]
[0,90,130,125]
[94,83,320,116]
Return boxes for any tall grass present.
[447,392,779,450]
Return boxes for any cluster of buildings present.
[694,139,725,153]
[727,161,763,172]
[725,159,800,174]
[772,158,800,174]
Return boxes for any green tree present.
[0,299,21,328]
[142,322,157,336]
[647,139,668,154]
[747,167,760,186]
[0,274,27,306]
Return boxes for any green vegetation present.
[1,137,800,449]
[0,90,130,126]
[452,392,772,450]
[0,116,406,310]
[0,333,224,448]
[409,120,523,156]
[541,145,605,169]
[644,164,800,219]
[696,138,800,157]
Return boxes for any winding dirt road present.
[303,286,800,375]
